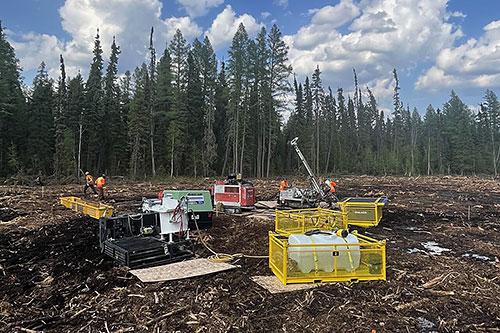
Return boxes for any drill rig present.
[278,137,338,208]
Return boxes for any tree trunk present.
[150,126,155,177]
[492,130,497,176]
[233,104,239,173]
[240,121,246,175]
[170,136,175,178]
[316,117,320,175]
[427,136,431,176]
[221,137,229,177]
[78,122,83,183]
[194,153,197,178]
[324,129,333,174]
[256,129,262,178]
[266,105,272,178]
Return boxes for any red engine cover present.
[240,185,255,207]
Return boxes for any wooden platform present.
[251,275,318,294]
[129,258,237,283]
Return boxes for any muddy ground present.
[0,176,499,332]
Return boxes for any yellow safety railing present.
[338,197,387,228]
[275,208,348,236]
[269,231,386,285]
[60,196,114,219]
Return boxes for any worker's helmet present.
[325,179,330,185]
[102,174,106,177]
[85,171,89,175]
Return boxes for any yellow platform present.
[60,196,114,219]
[338,197,387,228]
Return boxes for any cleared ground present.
[0,176,499,332]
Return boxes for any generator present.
[99,196,194,268]
[213,174,255,214]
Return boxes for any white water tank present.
[288,232,360,273]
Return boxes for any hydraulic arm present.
[290,137,322,195]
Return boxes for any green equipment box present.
[161,190,213,229]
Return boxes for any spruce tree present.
[27,62,55,175]
[214,61,230,175]
[85,30,104,172]
[128,64,150,178]
[54,55,75,179]
[155,46,173,174]
[186,46,203,176]
[442,91,475,174]
[483,90,500,174]
[227,23,250,174]
[67,73,86,178]
[168,29,189,176]
[200,36,218,176]
[102,37,121,174]
[0,21,26,178]
[267,24,292,176]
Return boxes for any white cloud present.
[451,11,466,18]
[416,18,500,91]
[285,0,462,108]
[177,0,224,18]
[205,5,263,50]
[307,8,319,16]
[484,19,500,31]
[8,0,202,80]
[311,0,360,28]
[9,32,65,79]
[274,0,288,9]
[261,12,271,19]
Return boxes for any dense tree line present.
[1,20,500,183]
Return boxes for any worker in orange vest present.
[280,179,289,192]
[84,172,97,195]
[325,179,336,193]
[95,174,106,200]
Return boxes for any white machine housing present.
[142,197,190,243]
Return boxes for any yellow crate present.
[60,196,114,219]
[275,208,347,236]
[338,197,387,228]
[269,231,386,285]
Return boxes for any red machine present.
[213,174,255,213]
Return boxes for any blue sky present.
[2,0,500,115]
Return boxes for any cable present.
[192,212,268,263]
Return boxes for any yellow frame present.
[269,231,386,285]
[60,196,114,219]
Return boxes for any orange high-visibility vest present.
[329,181,336,193]
[280,180,288,192]
[96,177,105,188]
[86,175,94,185]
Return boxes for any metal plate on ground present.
[251,275,318,294]
[130,258,237,283]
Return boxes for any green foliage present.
[0,21,27,177]
[2,21,500,181]
[27,62,55,175]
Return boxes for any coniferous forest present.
[1,21,500,183]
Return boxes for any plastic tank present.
[288,232,360,273]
